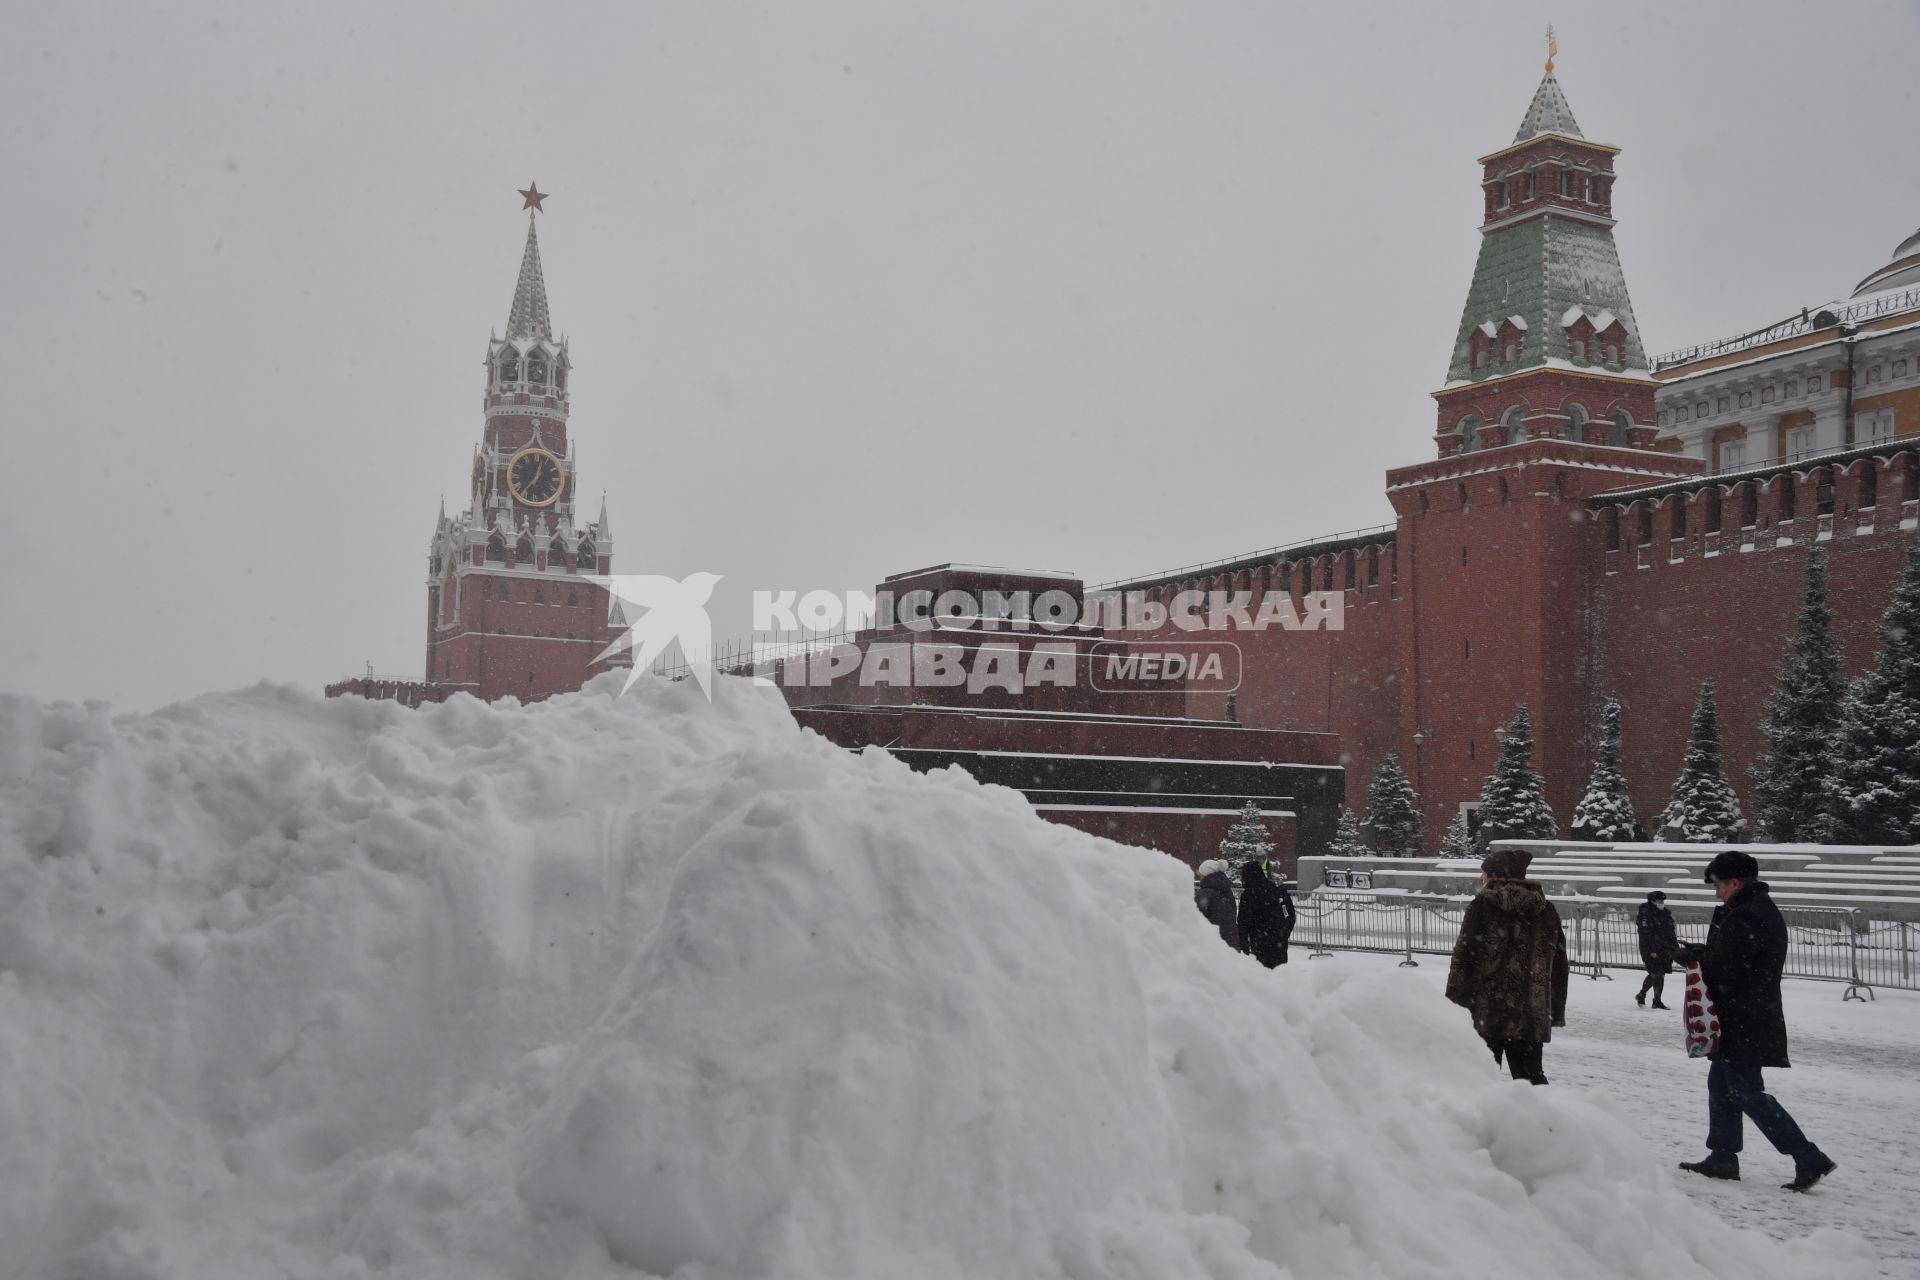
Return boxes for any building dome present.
[1852,224,1920,297]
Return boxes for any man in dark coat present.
[1237,855,1296,968]
[1676,851,1837,1192]
[1634,890,1678,1009]
[1193,860,1241,951]
[1445,848,1569,1085]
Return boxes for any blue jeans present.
[1706,1061,1822,1162]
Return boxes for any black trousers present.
[1637,964,1667,1003]
[1489,1038,1547,1084]
[1707,1062,1822,1161]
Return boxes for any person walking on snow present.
[1193,860,1241,951]
[1675,851,1837,1192]
[1635,890,1679,1009]
[1237,854,1295,968]
[1445,848,1569,1085]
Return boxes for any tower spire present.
[506,189,553,341]
[1512,37,1582,144]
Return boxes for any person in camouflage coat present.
[1444,848,1570,1084]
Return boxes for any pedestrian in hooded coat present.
[1635,890,1679,1009]
[1237,856,1296,968]
[1193,860,1241,951]
[1675,851,1837,1192]
[1444,848,1569,1084]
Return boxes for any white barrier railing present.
[1298,891,1892,1000]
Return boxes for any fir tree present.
[1328,807,1368,857]
[1475,704,1557,849]
[1821,539,1920,844]
[1362,753,1426,857]
[1750,548,1845,842]
[1571,697,1641,842]
[1439,809,1476,859]
[1217,801,1275,867]
[1663,680,1744,842]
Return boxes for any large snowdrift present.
[0,677,1882,1278]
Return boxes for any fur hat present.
[1647,890,1667,902]
[1481,848,1532,880]
[1703,850,1760,884]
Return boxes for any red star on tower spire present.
[519,183,548,214]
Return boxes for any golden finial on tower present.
[1545,25,1558,75]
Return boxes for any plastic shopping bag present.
[1682,961,1720,1059]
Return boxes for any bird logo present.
[587,572,724,699]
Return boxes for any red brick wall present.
[1591,457,1920,830]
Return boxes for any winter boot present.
[1783,1155,1836,1192]
[1679,1156,1740,1181]
[1635,990,1646,1007]
[1652,999,1671,1010]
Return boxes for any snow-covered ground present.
[1312,951,1920,1277]
[0,675,1905,1278]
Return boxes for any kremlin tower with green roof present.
[1431,47,1660,458]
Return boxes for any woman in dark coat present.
[1635,890,1679,1009]
[1237,856,1295,968]
[1445,848,1569,1084]
[1193,860,1241,950]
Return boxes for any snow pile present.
[0,677,1883,1278]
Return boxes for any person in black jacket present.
[1634,890,1678,1009]
[1237,855,1296,968]
[1676,851,1837,1192]
[1193,860,1241,951]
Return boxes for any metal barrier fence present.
[1299,892,1904,1000]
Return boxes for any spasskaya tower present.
[420,185,625,702]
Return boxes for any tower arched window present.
[528,353,548,385]
[567,589,579,607]
[533,588,544,604]
[487,535,506,563]
[1502,406,1525,444]
[499,351,521,383]
[576,540,595,570]
[1609,412,1632,448]
[1566,403,1589,442]
[516,537,535,564]
[555,362,568,391]
[1456,415,1481,454]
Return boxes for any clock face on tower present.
[506,447,565,507]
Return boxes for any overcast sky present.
[5,1,1917,710]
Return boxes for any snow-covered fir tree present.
[1475,704,1557,849]
[1821,539,1920,844]
[1571,697,1640,842]
[1328,807,1368,857]
[1439,810,1476,860]
[1749,548,1845,842]
[1217,801,1275,866]
[1663,680,1744,842]
[1362,753,1425,857]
